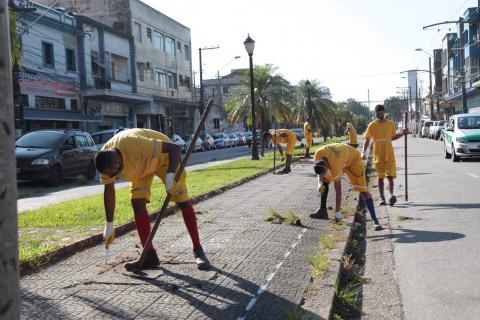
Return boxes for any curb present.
[20,158,306,276]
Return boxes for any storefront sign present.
[88,103,103,115]
[18,68,78,98]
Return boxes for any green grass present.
[18,137,343,264]
[320,234,336,250]
[335,281,361,309]
[266,208,300,225]
[306,250,330,278]
[204,217,217,224]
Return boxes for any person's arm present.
[162,141,181,173]
[278,145,284,160]
[392,128,409,141]
[362,138,370,159]
[104,183,115,222]
[334,180,342,212]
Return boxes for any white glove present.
[335,211,343,221]
[165,172,176,193]
[361,152,366,160]
[317,183,325,194]
[104,221,115,246]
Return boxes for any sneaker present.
[379,198,387,206]
[124,250,160,271]
[305,154,312,159]
[193,246,210,270]
[374,224,383,231]
[277,168,290,175]
[389,195,397,206]
[310,207,328,219]
[335,212,343,223]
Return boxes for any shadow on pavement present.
[370,228,465,244]
[394,203,480,210]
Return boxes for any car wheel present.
[452,145,460,162]
[444,142,451,159]
[86,161,96,181]
[48,165,62,186]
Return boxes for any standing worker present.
[343,122,359,148]
[264,129,297,174]
[304,120,313,158]
[362,105,409,206]
[312,143,383,230]
[94,128,210,270]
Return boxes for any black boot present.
[194,246,210,270]
[310,207,328,219]
[124,250,160,271]
[277,168,290,175]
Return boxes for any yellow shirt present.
[314,143,359,182]
[346,123,358,144]
[271,129,297,147]
[364,120,397,163]
[100,128,170,184]
[304,122,312,139]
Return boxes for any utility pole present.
[429,56,433,119]
[198,46,220,115]
[0,0,20,318]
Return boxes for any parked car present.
[291,128,304,141]
[212,132,230,148]
[171,134,187,153]
[91,127,127,150]
[16,130,98,186]
[244,131,253,147]
[421,121,433,138]
[439,122,449,141]
[443,114,480,162]
[183,135,203,152]
[228,133,240,147]
[433,120,447,140]
[235,132,246,146]
[202,133,216,150]
[429,121,439,139]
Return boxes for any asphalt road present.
[377,137,480,320]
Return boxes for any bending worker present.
[94,128,209,270]
[312,143,382,230]
[304,120,313,158]
[264,129,297,174]
[343,122,359,148]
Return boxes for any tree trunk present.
[0,1,20,318]
[260,107,265,157]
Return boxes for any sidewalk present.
[21,160,352,320]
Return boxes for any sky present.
[143,0,477,107]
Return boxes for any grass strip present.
[19,137,343,264]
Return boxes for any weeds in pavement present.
[393,214,412,221]
[266,209,301,226]
[266,209,285,224]
[284,210,301,225]
[334,280,361,313]
[307,250,330,278]
[350,239,360,251]
[341,254,355,272]
[333,314,344,320]
[204,217,217,224]
[320,234,335,250]
[283,307,314,320]
[332,223,346,231]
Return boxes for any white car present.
[421,121,433,138]
[171,134,187,153]
[443,114,480,162]
[429,121,439,139]
[91,128,127,150]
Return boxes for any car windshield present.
[16,131,64,149]
[458,116,480,129]
[438,121,446,126]
[424,122,433,127]
[213,133,223,139]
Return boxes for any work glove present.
[317,183,326,194]
[361,152,366,160]
[165,172,178,194]
[104,221,115,246]
[335,211,343,222]
[402,128,410,135]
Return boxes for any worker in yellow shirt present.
[94,128,209,270]
[312,143,382,230]
[362,105,408,206]
[343,122,358,148]
[304,120,313,158]
[263,129,297,174]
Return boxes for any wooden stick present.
[135,99,214,268]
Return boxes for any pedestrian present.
[343,122,359,148]
[361,105,409,206]
[264,129,297,174]
[304,120,313,158]
[94,128,209,270]
[312,143,383,230]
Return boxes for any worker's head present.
[94,150,123,178]
[375,105,385,121]
[313,159,328,177]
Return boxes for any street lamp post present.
[415,48,434,119]
[244,34,259,160]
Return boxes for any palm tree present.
[225,64,291,155]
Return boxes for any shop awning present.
[83,89,153,104]
[23,108,102,122]
[443,87,477,102]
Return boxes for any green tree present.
[344,98,369,118]
[383,96,404,122]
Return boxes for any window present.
[168,73,177,89]
[42,42,54,67]
[155,71,167,87]
[137,62,145,82]
[184,45,190,60]
[223,86,229,94]
[64,135,76,148]
[213,118,220,129]
[70,99,78,111]
[153,31,164,50]
[133,22,142,43]
[185,76,191,91]
[177,41,182,53]
[65,48,76,72]
[111,53,128,82]
[91,51,102,77]
[146,28,152,41]
[165,37,175,54]
[35,96,65,109]
[179,75,184,86]
[74,135,88,147]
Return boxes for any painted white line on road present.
[468,173,479,179]
[236,228,308,320]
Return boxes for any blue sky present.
[143,0,477,106]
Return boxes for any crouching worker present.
[311,143,383,230]
[94,128,210,270]
[264,129,297,174]
[343,122,359,149]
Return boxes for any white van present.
[443,114,480,161]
